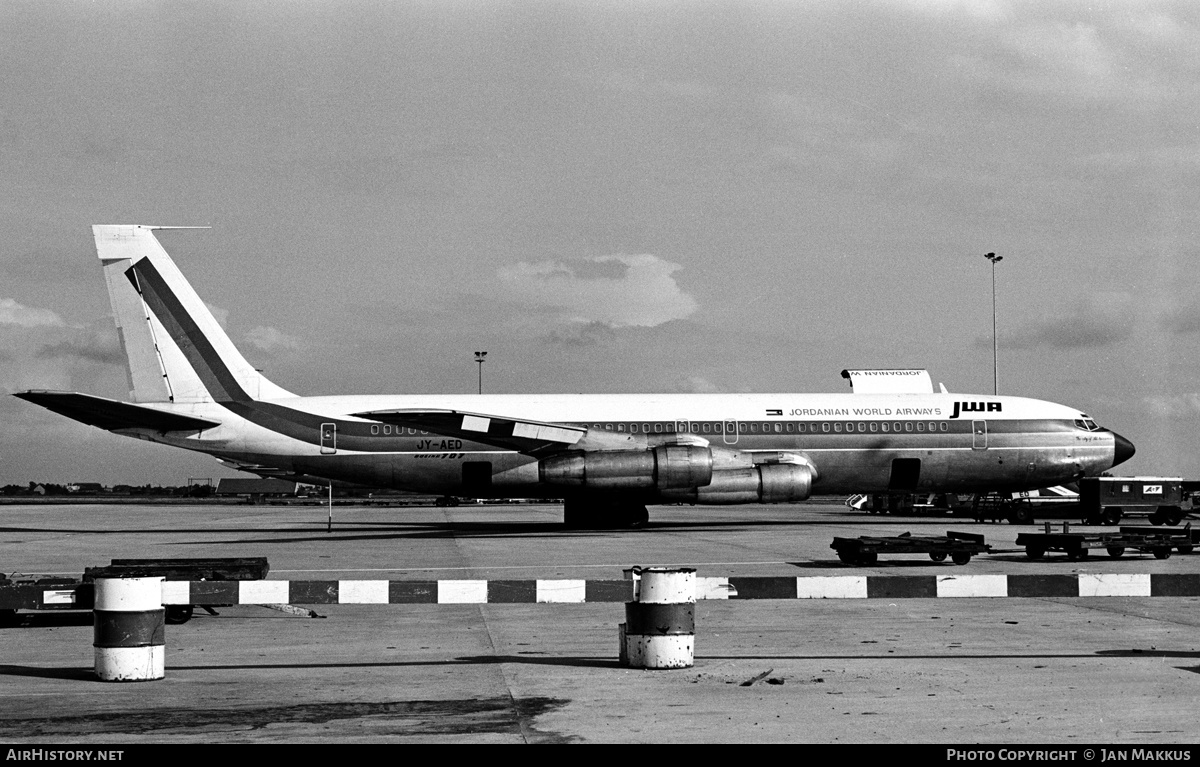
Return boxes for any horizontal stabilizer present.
[14,390,220,432]
[354,408,587,455]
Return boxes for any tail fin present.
[94,225,294,403]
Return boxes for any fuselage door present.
[320,422,337,455]
[723,419,738,445]
[971,420,987,450]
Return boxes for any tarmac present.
[1,501,1198,744]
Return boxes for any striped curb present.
[8,574,1200,609]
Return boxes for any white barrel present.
[622,567,696,670]
[93,577,165,682]
[639,567,696,604]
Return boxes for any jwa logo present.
[949,401,1002,419]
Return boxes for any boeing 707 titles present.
[15,226,1135,527]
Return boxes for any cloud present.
[0,316,125,395]
[1140,393,1200,418]
[204,302,230,329]
[496,254,698,328]
[244,326,302,353]
[999,296,1134,351]
[546,321,617,348]
[35,329,124,365]
[1161,303,1200,335]
[0,298,65,328]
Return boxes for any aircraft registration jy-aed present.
[15,226,1135,527]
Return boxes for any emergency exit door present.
[320,422,336,455]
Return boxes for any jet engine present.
[658,463,815,504]
[539,446,713,490]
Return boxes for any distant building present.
[67,483,105,494]
[216,478,298,504]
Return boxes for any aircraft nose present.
[1112,432,1136,467]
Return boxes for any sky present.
[1,0,1198,485]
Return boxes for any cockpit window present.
[1074,416,1100,431]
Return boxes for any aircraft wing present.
[13,390,220,433]
[353,408,638,455]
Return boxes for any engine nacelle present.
[658,463,815,505]
[539,446,713,490]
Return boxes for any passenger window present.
[858,422,865,432]
[917,422,925,432]
[654,423,662,433]
[834,423,842,433]
[371,425,379,435]
[822,422,830,433]
[869,422,877,433]
[905,422,913,432]
[702,423,711,433]
[384,425,391,435]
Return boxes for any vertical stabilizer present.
[93,225,294,403]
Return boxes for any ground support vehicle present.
[1016,522,1193,561]
[1,557,268,625]
[1078,477,1199,526]
[971,489,1082,525]
[830,531,990,566]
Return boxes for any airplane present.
[15,225,1136,528]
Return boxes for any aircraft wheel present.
[1009,505,1035,525]
[951,552,971,565]
[929,552,947,562]
[1106,546,1125,559]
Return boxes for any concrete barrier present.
[93,577,165,682]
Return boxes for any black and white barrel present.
[93,577,166,682]
[620,567,696,669]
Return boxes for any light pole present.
[984,252,1003,395]
[474,351,487,394]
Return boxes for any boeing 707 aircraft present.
[15,226,1135,527]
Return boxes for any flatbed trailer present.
[1118,525,1200,549]
[1015,523,1193,561]
[1,557,269,625]
[831,531,990,566]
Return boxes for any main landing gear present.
[562,497,650,530]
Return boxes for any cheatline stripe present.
[12,575,1200,610]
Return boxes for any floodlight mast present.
[985,252,1003,396]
